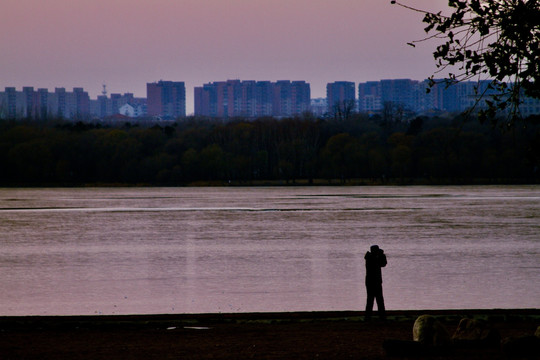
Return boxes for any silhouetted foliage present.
[392,0,540,127]
[0,115,538,185]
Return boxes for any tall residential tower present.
[326,81,356,116]
[147,81,186,119]
[195,80,310,118]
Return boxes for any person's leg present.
[365,286,375,320]
[375,285,386,320]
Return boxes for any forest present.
[1,114,539,186]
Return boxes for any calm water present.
[0,186,539,316]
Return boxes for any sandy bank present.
[1,309,539,359]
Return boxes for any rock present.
[413,315,452,347]
[451,318,500,348]
[502,336,540,358]
[535,325,540,339]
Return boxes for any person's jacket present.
[365,250,387,286]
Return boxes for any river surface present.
[0,186,538,315]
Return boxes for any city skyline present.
[5,77,539,120]
[1,0,450,114]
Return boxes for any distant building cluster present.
[0,81,185,121]
[1,78,540,121]
[194,80,310,118]
[0,86,91,120]
[94,90,147,119]
[357,79,540,117]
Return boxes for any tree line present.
[1,114,539,186]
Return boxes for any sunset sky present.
[1,0,449,114]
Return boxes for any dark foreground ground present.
[1,309,539,360]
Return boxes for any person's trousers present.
[365,283,385,319]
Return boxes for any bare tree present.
[392,0,540,126]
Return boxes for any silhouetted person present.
[365,245,387,320]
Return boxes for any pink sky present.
[1,0,448,114]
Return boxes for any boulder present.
[451,318,500,347]
[413,315,452,347]
[502,336,540,358]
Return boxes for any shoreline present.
[2,309,538,359]
[2,180,540,188]
[2,308,540,327]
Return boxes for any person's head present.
[370,245,380,253]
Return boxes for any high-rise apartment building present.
[255,81,274,117]
[147,81,186,119]
[73,88,90,118]
[37,88,49,119]
[357,81,382,113]
[55,87,67,118]
[195,80,238,118]
[358,79,433,113]
[380,79,420,111]
[359,78,540,116]
[195,80,310,118]
[2,87,18,118]
[0,86,90,119]
[273,81,311,117]
[439,80,494,112]
[326,81,356,115]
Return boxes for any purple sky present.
[1,0,449,114]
